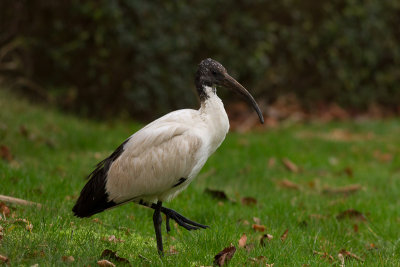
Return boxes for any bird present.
[72,58,264,256]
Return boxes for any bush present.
[1,0,399,119]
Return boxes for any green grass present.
[1,88,400,266]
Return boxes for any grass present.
[1,88,400,266]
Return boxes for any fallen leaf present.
[336,209,367,222]
[280,229,289,242]
[238,233,247,248]
[252,224,266,232]
[268,157,276,167]
[100,249,130,264]
[343,167,353,177]
[282,158,299,173]
[168,246,178,255]
[373,150,393,162]
[366,243,377,250]
[260,234,273,246]
[97,259,116,267]
[339,249,364,262]
[277,179,300,190]
[205,188,229,201]
[322,184,362,195]
[0,202,10,217]
[241,197,257,206]
[353,224,359,233]
[62,256,75,262]
[253,217,261,224]
[0,254,8,264]
[313,250,334,263]
[213,245,236,266]
[0,145,13,162]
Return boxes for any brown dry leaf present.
[253,217,261,224]
[238,233,247,248]
[100,249,130,265]
[97,259,116,267]
[280,229,289,242]
[282,158,299,173]
[268,157,276,168]
[322,184,362,195]
[0,202,10,217]
[260,234,273,246]
[366,243,378,250]
[0,254,9,264]
[241,197,257,206]
[336,209,367,222]
[343,167,354,177]
[339,249,364,262]
[0,145,13,162]
[213,245,236,266]
[277,179,300,190]
[373,150,393,162]
[313,250,335,263]
[204,188,229,201]
[168,246,178,255]
[252,224,266,232]
[353,224,359,233]
[62,256,75,262]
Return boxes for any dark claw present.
[160,206,209,231]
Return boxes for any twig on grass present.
[0,195,42,208]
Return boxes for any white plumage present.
[106,86,229,204]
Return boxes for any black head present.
[195,58,264,124]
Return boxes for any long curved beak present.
[222,74,264,124]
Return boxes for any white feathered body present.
[105,86,229,204]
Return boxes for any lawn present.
[1,88,400,266]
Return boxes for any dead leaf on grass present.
[366,243,378,250]
[260,234,273,246]
[277,179,300,190]
[0,145,13,162]
[252,224,266,232]
[204,188,229,201]
[168,246,178,255]
[241,197,257,206]
[373,150,393,162]
[322,184,362,195]
[100,249,130,265]
[313,250,334,263]
[253,217,261,224]
[62,256,74,262]
[280,229,289,242]
[268,157,276,168]
[282,158,299,173]
[213,245,236,266]
[336,209,367,222]
[0,202,10,217]
[97,259,116,267]
[238,233,247,248]
[0,254,9,264]
[339,249,364,262]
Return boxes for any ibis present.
[72,58,264,255]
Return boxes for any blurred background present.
[1,0,400,126]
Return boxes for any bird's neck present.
[199,86,230,143]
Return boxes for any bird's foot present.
[160,206,209,232]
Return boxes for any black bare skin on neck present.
[195,58,227,102]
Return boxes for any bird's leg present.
[152,201,163,256]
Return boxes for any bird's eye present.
[211,70,217,76]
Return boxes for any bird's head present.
[195,58,264,124]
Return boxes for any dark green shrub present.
[1,0,399,118]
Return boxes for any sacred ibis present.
[72,58,264,255]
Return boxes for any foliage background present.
[1,0,400,119]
